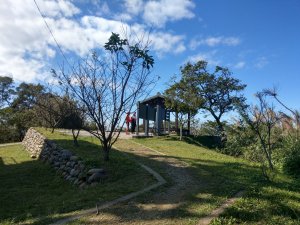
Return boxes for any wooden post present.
[136,101,140,135]
[156,104,160,135]
[145,104,149,136]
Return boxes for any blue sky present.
[1,0,300,111]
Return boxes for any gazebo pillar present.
[156,104,160,135]
[136,101,140,135]
[145,104,149,136]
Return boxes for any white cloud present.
[124,0,144,16]
[190,36,241,49]
[0,0,187,82]
[122,0,195,28]
[187,51,220,66]
[36,0,80,18]
[255,57,268,69]
[234,61,246,69]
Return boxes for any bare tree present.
[52,32,155,161]
[238,92,282,178]
[263,87,300,138]
[35,93,65,133]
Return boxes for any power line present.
[33,0,72,69]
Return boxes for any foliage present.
[57,96,85,146]
[0,76,14,108]
[194,120,225,136]
[276,136,300,177]
[0,81,45,142]
[223,120,257,157]
[180,61,246,133]
[164,75,200,140]
[52,32,155,161]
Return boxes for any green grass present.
[0,130,156,225]
[132,136,300,225]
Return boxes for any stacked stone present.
[22,128,47,158]
[22,128,107,188]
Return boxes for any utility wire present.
[33,0,73,69]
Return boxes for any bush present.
[280,138,300,177]
[223,122,257,157]
[0,126,20,143]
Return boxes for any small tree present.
[52,32,155,161]
[35,93,66,133]
[58,96,85,146]
[165,76,200,140]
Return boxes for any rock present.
[70,169,80,177]
[87,168,105,175]
[78,172,86,180]
[79,182,87,189]
[61,150,72,160]
[70,156,78,161]
[87,172,107,183]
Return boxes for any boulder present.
[70,156,79,161]
[87,168,105,175]
[61,150,72,160]
[70,169,80,177]
[87,172,107,183]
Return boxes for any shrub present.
[223,122,257,157]
[0,126,20,143]
[280,138,300,177]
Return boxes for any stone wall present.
[22,128,107,188]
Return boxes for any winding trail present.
[66,139,200,225]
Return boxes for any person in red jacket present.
[125,112,131,134]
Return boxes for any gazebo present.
[136,92,170,136]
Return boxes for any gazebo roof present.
[139,92,165,106]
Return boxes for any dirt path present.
[68,140,200,225]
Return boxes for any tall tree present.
[52,32,155,161]
[10,82,45,139]
[0,76,15,108]
[181,61,246,137]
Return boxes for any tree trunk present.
[103,141,110,161]
[180,123,183,141]
[216,118,226,146]
[51,127,55,133]
[175,111,179,133]
[187,111,191,135]
[72,129,79,147]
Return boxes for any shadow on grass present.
[0,137,299,225]
[158,135,220,149]
[183,135,221,149]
